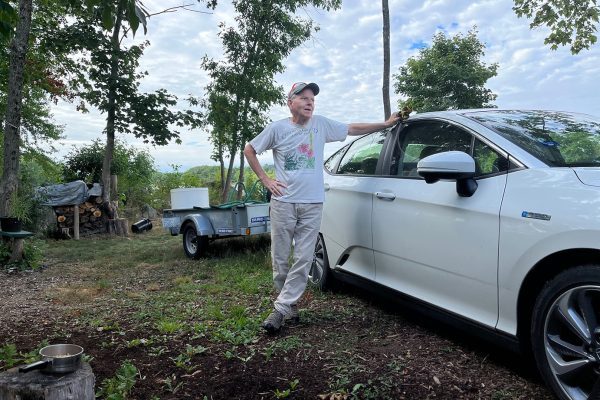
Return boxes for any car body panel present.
[497,168,600,334]
[370,172,507,328]
[321,175,375,279]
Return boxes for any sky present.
[49,0,600,171]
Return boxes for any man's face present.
[288,88,315,120]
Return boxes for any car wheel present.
[531,265,600,400]
[309,234,332,291]
[182,224,207,259]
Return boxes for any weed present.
[96,279,112,290]
[162,374,184,394]
[171,344,207,372]
[211,304,261,346]
[492,390,517,400]
[96,360,138,400]
[173,275,193,285]
[126,338,152,348]
[274,378,299,399]
[190,322,208,339]
[0,344,18,369]
[156,320,184,335]
[328,356,366,393]
[149,346,167,357]
[0,239,46,271]
[262,336,307,362]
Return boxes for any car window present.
[393,121,472,178]
[337,131,387,175]
[390,121,508,178]
[473,138,509,175]
[465,110,600,167]
[324,144,348,173]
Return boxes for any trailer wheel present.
[182,224,207,259]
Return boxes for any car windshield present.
[465,110,600,167]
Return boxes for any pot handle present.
[19,360,51,373]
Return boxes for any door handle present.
[375,192,395,200]
[324,183,330,191]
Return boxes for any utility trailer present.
[162,202,271,259]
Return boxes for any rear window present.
[465,110,600,167]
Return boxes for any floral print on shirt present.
[283,128,316,171]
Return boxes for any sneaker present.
[285,304,300,324]
[262,310,285,333]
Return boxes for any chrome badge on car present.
[521,211,551,221]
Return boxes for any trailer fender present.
[180,214,214,236]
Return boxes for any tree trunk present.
[0,0,33,217]
[219,157,225,197]
[237,145,245,200]
[221,150,236,202]
[382,0,391,120]
[101,0,124,221]
[107,218,129,236]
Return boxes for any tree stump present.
[107,218,129,236]
[0,362,94,400]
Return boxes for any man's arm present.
[348,112,400,136]
[243,143,287,197]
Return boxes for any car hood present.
[572,168,600,187]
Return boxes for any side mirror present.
[417,151,478,197]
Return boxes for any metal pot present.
[18,344,83,374]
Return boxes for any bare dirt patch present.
[0,234,553,399]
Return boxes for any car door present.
[372,119,508,328]
[321,130,388,281]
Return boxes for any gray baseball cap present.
[288,82,320,99]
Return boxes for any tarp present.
[37,181,101,206]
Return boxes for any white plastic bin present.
[170,188,209,209]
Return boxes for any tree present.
[0,0,71,155]
[60,1,207,219]
[394,28,498,112]
[0,0,32,219]
[382,0,391,119]
[203,0,341,202]
[513,0,599,54]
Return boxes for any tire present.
[309,233,332,291]
[531,265,600,400]
[182,224,207,259]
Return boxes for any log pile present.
[54,196,105,237]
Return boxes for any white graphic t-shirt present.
[250,115,348,203]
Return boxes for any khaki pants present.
[270,199,323,316]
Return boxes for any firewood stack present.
[54,196,105,237]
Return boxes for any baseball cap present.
[288,82,320,99]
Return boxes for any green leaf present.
[127,1,139,36]
[134,4,147,35]
[101,6,114,31]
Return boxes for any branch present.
[147,4,213,17]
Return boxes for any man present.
[244,82,400,333]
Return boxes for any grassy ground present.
[0,229,553,399]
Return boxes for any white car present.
[310,109,600,400]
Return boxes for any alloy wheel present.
[309,236,325,285]
[543,285,600,399]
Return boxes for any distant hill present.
[185,165,275,179]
